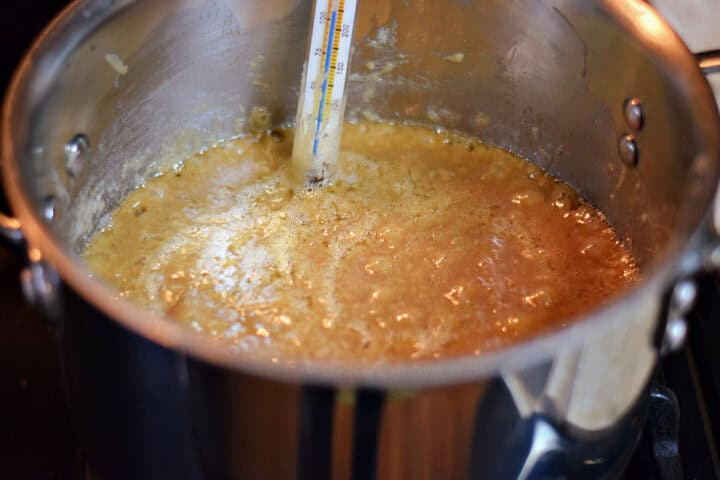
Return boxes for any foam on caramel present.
[84,123,638,363]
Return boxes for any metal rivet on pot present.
[618,134,638,167]
[623,98,644,130]
[663,316,687,353]
[42,196,56,223]
[662,279,698,354]
[65,133,90,177]
[670,279,697,314]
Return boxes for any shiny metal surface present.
[4,0,718,384]
[698,49,720,75]
[63,133,89,178]
[661,279,698,354]
[617,134,639,167]
[41,195,56,223]
[0,214,24,250]
[623,97,644,130]
[2,0,720,478]
[19,259,62,322]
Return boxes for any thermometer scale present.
[292,0,358,186]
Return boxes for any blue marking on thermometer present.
[292,0,358,185]
[313,8,339,156]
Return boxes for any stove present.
[1,2,719,479]
[625,274,720,480]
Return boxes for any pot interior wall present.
[11,0,720,270]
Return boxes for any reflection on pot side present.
[83,122,638,363]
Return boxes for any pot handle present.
[0,206,61,318]
[697,50,720,257]
[657,50,720,353]
[0,208,26,257]
[697,50,720,75]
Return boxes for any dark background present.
[0,2,76,479]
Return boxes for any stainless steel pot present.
[2,1,720,479]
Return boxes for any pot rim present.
[2,0,719,388]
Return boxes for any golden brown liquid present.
[84,123,638,363]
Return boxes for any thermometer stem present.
[292,0,358,186]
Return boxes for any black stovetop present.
[1,2,720,479]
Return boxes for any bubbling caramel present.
[83,123,638,363]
